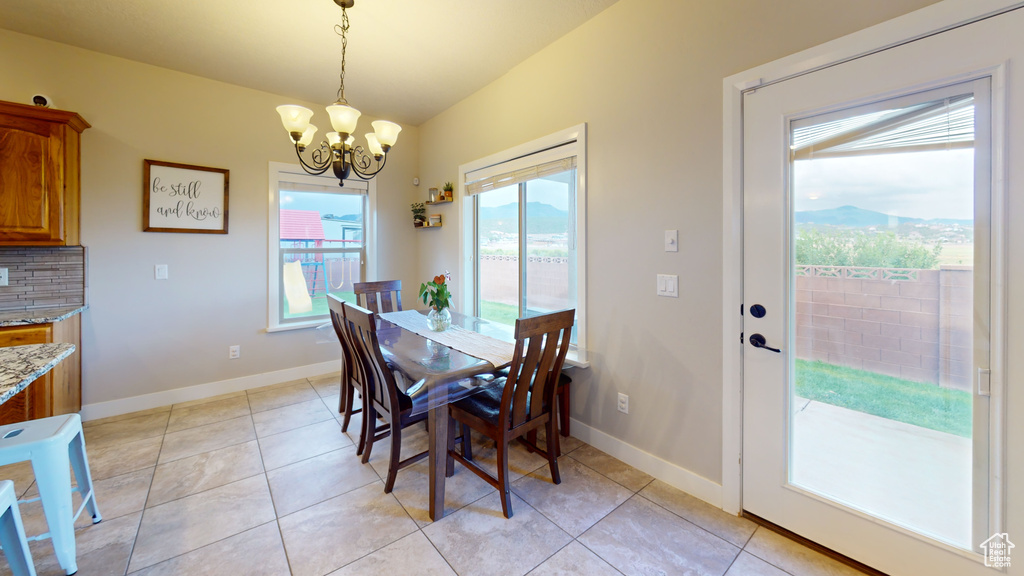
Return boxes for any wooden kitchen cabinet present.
[0,317,81,425]
[0,100,89,246]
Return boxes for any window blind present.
[465,142,577,196]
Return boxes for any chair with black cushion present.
[447,309,575,518]
[341,301,429,493]
[353,280,403,313]
[327,295,367,454]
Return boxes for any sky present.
[792,149,975,221]
[280,190,364,217]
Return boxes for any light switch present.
[665,229,678,252]
[155,264,169,280]
[657,274,679,297]
[0,268,7,287]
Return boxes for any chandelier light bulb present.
[276,105,314,139]
[326,104,361,135]
[297,125,318,149]
[326,132,344,148]
[365,133,384,157]
[372,120,402,150]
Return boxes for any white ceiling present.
[0,0,620,126]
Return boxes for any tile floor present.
[0,374,866,576]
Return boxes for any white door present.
[742,9,1016,576]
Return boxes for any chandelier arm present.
[294,141,333,176]
[347,147,387,180]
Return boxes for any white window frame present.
[458,124,589,367]
[267,161,377,332]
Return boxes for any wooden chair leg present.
[546,417,561,484]
[558,386,570,437]
[497,439,513,518]
[361,406,377,464]
[340,381,353,432]
[384,420,402,493]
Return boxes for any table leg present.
[427,403,449,521]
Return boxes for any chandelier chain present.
[335,5,349,102]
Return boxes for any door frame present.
[721,0,1018,517]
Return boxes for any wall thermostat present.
[413,177,420,186]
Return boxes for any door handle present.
[749,333,781,353]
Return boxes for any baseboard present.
[80,360,340,421]
[569,418,723,509]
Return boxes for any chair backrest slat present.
[354,280,403,314]
[502,309,575,431]
[342,301,404,417]
[328,295,358,389]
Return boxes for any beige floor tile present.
[639,479,756,547]
[556,434,585,455]
[83,412,169,449]
[83,405,171,429]
[528,541,622,576]
[388,459,494,526]
[147,440,264,507]
[327,531,456,576]
[578,495,739,576]
[157,415,255,464]
[459,433,550,484]
[308,372,342,398]
[87,435,162,481]
[725,551,792,576]
[512,457,632,537]
[0,461,38,498]
[278,482,418,576]
[423,491,572,576]
[128,522,291,576]
[165,395,251,433]
[252,398,335,438]
[247,381,320,413]
[19,467,151,536]
[743,527,865,576]
[568,444,654,492]
[266,445,379,516]
[365,422,429,479]
[247,378,309,393]
[171,391,246,410]
[128,475,276,572]
[0,512,142,576]
[258,419,351,471]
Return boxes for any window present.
[268,163,376,331]
[459,125,587,363]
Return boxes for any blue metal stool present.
[0,479,35,576]
[0,415,101,575]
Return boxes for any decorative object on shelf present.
[428,214,442,227]
[411,203,426,227]
[143,160,229,234]
[275,0,401,183]
[443,181,454,200]
[429,188,439,202]
[420,272,453,332]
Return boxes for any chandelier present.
[276,0,401,182]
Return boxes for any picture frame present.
[143,159,229,233]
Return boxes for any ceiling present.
[0,0,620,126]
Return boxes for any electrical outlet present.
[229,345,240,359]
[155,264,169,280]
[0,268,8,287]
[617,393,629,414]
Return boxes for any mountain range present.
[479,202,567,220]
[795,205,972,227]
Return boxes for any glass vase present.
[426,307,451,332]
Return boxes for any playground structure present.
[280,209,362,314]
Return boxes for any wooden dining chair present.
[342,301,429,493]
[447,309,576,518]
[327,295,368,454]
[353,280,403,313]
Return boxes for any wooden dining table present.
[374,309,515,521]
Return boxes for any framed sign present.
[143,159,229,233]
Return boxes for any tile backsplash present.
[0,246,87,311]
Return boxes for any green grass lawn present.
[795,359,972,437]
[480,300,519,327]
[284,291,355,319]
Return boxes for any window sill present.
[564,348,590,369]
[266,319,327,333]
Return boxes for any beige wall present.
[416,0,938,483]
[0,29,420,405]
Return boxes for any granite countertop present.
[0,305,88,327]
[0,343,75,405]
